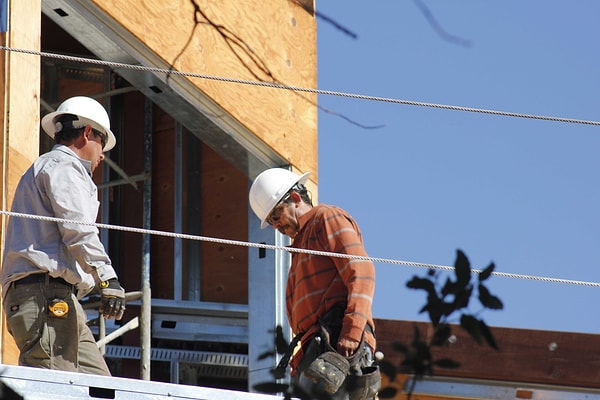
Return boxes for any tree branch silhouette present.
[314,10,358,40]
[166,0,384,130]
[414,0,472,47]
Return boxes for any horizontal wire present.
[1,46,598,288]
[1,45,600,127]
[1,210,598,288]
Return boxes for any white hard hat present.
[249,168,310,228]
[41,96,116,152]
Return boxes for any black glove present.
[99,278,126,320]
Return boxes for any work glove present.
[99,278,126,320]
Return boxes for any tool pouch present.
[297,304,381,400]
[347,365,382,400]
[299,350,350,395]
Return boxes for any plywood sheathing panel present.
[0,0,42,366]
[93,0,318,182]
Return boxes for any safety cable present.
[1,45,600,127]
[1,209,598,288]
[0,45,598,288]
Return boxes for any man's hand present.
[99,278,126,320]
[337,336,360,357]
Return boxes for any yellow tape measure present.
[49,299,69,317]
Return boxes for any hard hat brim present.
[41,111,117,152]
[259,171,310,229]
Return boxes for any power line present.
[1,209,598,288]
[1,45,600,127]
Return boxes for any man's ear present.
[70,126,89,149]
[288,191,302,203]
[80,125,94,144]
[83,125,94,138]
[71,126,91,149]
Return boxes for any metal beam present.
[0,364,276,400]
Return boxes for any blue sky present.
[315,1,600,334]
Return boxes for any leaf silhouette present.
[391,341,409,354]
[258,350,276,360]
[460,314,483,345]
[378,360,398,382]
[478,262,495,281]
[274,325,289,354]
[441,276,460,296]
[421,302,442,327]
[407,276,437,297]
[451,285,472,311]
[271,366,286,380]
[479,319,500,350]
[378,386,399,398]
[478,284,504,310]
[433,357,461,369]
[380,250,502,399]
[430,323,451,346]
[454,249,472,289]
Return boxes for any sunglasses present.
[266,194,291,226]
[92,129,107,149]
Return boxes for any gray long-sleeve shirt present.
[1,145,117,299]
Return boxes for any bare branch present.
[315,10,358,40]
[319,104,386,130]
[414,0,472,48]
[166,0,382,130]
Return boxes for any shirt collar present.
[296,205,318,233]
[52,144,94,176]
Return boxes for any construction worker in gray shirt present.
[1,96,125,375]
